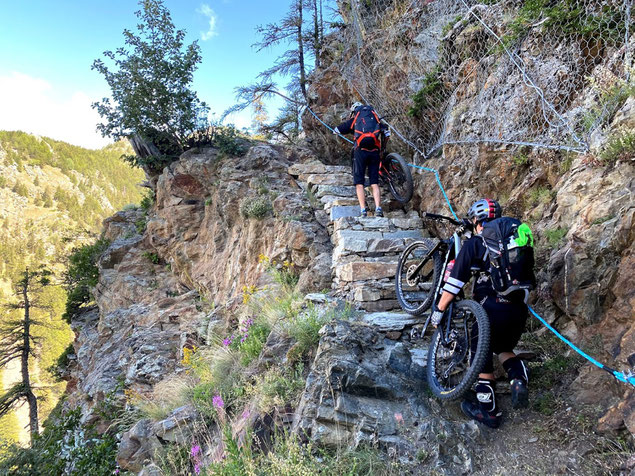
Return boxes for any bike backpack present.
[480,217,536,298]
[351,105,382,152]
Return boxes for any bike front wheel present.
[384,153,413,204]
[395,239,442,315]
[426,300,490,400]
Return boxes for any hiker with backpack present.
[431,199,536,428]
[333,102,390,217]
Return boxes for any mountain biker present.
[430,199,530,428]
[333,102,390,218]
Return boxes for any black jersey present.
[442,236,493,300]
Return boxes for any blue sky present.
[0,0,297,148]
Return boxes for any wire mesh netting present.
[338,0,634,159]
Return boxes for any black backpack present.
[480,217,536,301]
[351,106,382,151]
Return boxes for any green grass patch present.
[526,186,554,208]
[498,0,628,52]
[544,227,568,246]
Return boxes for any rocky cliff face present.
[62,2,635,474]
[303,0,635,436]
[67,144,333,420]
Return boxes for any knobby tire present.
[385,153,413,204]
[395,239,442,315]
[426,299,490,400]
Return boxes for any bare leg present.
[371,184,381,209]
[479,372,496,380]
[356,184,366,210]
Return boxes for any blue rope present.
[529,306,635,387]
[303,102,634,389]
[405,163,459,221]
[304,106,354,145]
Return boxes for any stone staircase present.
[289,162,426,313]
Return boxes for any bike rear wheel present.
[426,300,490,400]
[395,239,442,315]
[384,153,413,204]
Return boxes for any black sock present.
[503,356,528,383]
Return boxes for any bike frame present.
[415,215,472,344]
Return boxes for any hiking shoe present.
[375,207,384,217]
[360,208,368,218]
[461,400,502,429]
[510,379,529,409]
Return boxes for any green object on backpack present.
[516,223,534,247]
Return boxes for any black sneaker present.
[510,379,529,409]
[461,400,502,429]
[375,207,384,217]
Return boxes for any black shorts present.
[352,149,380,185]
[470,294,528,373]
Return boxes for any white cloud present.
[198,4,219,40]
[0,71,111,149]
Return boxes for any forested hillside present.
[0,131,145,444]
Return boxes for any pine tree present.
[254,0,308,99]
[0,267,53,442]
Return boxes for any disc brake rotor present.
[406,264,421,286]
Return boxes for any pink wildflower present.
[191,444,201,457]
[213,394,224,409]
[194,462,201,474]
[394,412,404,424]
[222,336,232,346]
[242,409,250,419]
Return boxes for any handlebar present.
[423,212,474,233]
[423,212,462,226]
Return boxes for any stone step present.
[335,261,397,282]
[314,185,356,199]
[333,228,424,252]
[361,312,423,331]
[288,163,350,176]
[302,173,351,187]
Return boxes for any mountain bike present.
[394,212,490,399]
[359,133,414,204]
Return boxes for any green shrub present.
[139,189,155,211]
[12,182,29,198]
[63,238,110,323]
[0,408,119,476]
[142,251,160,264]
[214,125,246,156]
[408,66,445,119]
[580,83,635,133]
[600,130,635,164]
[135,216,147,234]
[240,196,273,219]
[48,343,75,381]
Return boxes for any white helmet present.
[350,101,363,113]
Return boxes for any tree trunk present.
[297,0,307,99]
[312,0,321,69]
[21,270,39,439]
